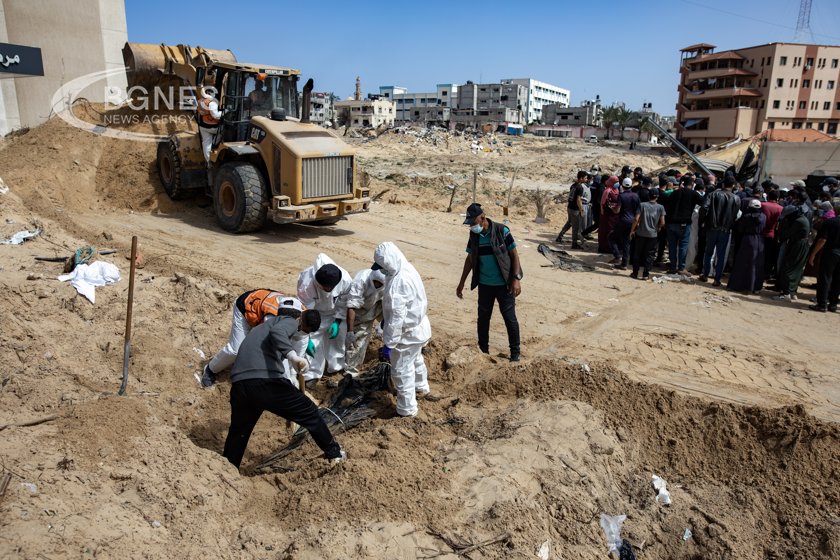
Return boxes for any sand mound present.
[2,115,838,559]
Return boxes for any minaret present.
[354,76,362,101]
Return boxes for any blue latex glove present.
[327,320,340,339]
[379,346,391,362]
[306,339,316,358]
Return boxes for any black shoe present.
[698,274,708,282]
[555,236,564,243]
[712,280,722,287]
[571,244,583,250]
[479,347,489,354]
[828,306,838,313]
[809,304,827,312]
[613,264,627,270]
[510,353,520,362]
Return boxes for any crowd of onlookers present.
[556,165,840,312]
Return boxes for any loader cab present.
[214,65,300,143]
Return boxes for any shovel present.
[118,237,138,396]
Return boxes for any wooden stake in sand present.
[503,168,517,217]
[118,236,138,396]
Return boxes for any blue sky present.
[126,0,840,116]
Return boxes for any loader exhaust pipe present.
[300,78,313,123]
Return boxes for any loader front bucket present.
[122,42,237,91]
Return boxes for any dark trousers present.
[632,236,658,277]
[223,378,341,469]
[666,223,692,271]
[582,208,600,236]
[610,221,633,265]
[655,228,668,263]
[816,250,840,308]
[702,229,731,281]
[477,284,520,355]
[695,226,707,270]
[764,237,780,278]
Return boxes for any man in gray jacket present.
[222,309,345,469]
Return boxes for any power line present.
[679,0,840,42]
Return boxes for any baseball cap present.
[666,177,677,185]
[790,180,806,188]
[749,199,762,209]
[820,177,839,186]
[621,178,632,187]
[463,202,483,224]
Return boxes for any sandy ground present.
[0,114,838,559]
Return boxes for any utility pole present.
[794,0,814,43]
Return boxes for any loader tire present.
[213,162,268,233]
[157,139,189,200]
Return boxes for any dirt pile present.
[1,114,839,559]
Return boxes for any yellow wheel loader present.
[122,43,370,232]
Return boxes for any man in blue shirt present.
[456,203,523,362]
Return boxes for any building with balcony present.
[333,97,395,128]
[500,78,570,124]
[677,42,840,151]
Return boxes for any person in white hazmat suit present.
[297,254,352,385]
[373,242,432,417]
[344,268,386,374]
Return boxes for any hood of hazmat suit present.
[296,253,352,319]
[373,242,431,348]
[346,268,385,315]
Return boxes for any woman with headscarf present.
[727,199,766,293]
[598,175,621,254]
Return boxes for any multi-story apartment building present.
[452,81,527,125]
[309,91,334,125]
[542,97,602,127]
[500,78,570,124]
[333,97,395,128]
[379,84,458,124]
[677,42,840,151]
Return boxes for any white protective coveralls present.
[374,242,432,417]
[297,253,352,380]
[344,268,386,374]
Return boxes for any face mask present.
[470,224,483,234]
[824,186,831,193]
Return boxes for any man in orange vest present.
[196,86,222,165]
[198,290,313,387]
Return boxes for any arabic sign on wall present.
[0,42,44,78]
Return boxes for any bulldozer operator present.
[246,76,272,113]
[196,86,223,165]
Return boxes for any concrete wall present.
[0,0,127,134]
[760,142,840,185]
[0,3,22,132]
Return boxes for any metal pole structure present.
[472,167,477,203]
[118,236,138,396]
